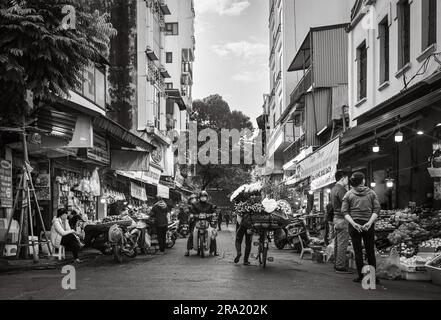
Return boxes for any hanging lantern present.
[395,130,403,143]
[370,182,376,188]
[386,179,394,188]
[372,140,380,153]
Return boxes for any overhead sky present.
[193,0,269,126]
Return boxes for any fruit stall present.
[373,207,441,284]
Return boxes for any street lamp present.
[370,182,376,188]
[308,190,314,195]
[417,130,424,135]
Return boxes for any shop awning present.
[341,88,441,146]
[93,116,155,152]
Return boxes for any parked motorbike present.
[274,218,309,251]
[109,218,147,263]
[166,220,179,248]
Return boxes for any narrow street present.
[1,224,440,300]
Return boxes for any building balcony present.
[159,0,171,15]
[160,65,171,78]
[146,45,159,61]
[182,48,195,62]
[267,122,294,159]
[290,67,312,106]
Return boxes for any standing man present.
[151,197,169,254]
[234,213,253,266]
[331,171,351,273]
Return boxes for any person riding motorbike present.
[186,191,218,257]
[185,194,198,256]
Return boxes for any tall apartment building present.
[90,0,177,188]
[164,0,196,133]
[341,0,441,208]
[266,0,355,182]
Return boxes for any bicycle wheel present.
[258,232,264,265]
[261,231,268,268]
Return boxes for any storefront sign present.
[157,184,169,199]
[175,173,185,188]
[0,160,13,208]
[131,182,147,201]
[298,138,340,191]
[111,150,149,171]
[117,166,162,186]
[87,144,110,165]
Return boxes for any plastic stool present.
[299,236,314,259]
[53,246,65,260]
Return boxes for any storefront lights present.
[308,190,314,195]
[100,198,107,204]
[326,188,331,194]
[303,199,308,204]
[372,140,380,153]
[386,179,394,188]
[394,130,403,143]
[417,130,424,135]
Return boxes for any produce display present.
[375,219,395,231]
[387,222,429,244]
[419,238,441,252]
[397,242,418,258]
[427,256,441,269]
[400,255,434,266]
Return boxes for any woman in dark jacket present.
[342,172,380,283]
[151,198,169,253]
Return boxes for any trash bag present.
[376,247,401,280]
[90,168,101,197]
[144,232,152,249]
[325,239,335,262]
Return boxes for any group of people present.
[326,171,381,283]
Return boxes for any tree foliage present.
[182,94,255,195]
[0,0,116,125]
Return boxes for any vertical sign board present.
[130,182,147,202]
[0,159,13,208]
[157,184,170,199]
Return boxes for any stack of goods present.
[231,183,290,231]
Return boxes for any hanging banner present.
[157,184,170,199]
[0,159,13,208]
[131,182,147,201]
[298,138,340,190]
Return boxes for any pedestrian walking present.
[330,171,351,273]
[224,212,230,229]
[152,198,169,254]
[342,172,380,283]
[234,214,252,266]
[217,209,223,231]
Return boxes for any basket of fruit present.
[418,238,441,253]
[425,254,441,286]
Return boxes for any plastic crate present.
[400,262,431,281]
[425,255,441,286]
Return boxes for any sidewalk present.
[0,249,100,274]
